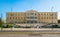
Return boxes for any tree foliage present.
[0,17,4,28]
[51,25,58,28]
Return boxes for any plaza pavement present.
[0,28,60,33]
[0,32,60,37]
[0,28,60,37]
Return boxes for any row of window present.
[8,17,25,19]
[39,13,57,16]
[39,17,57,19]
[10,13,57,16]
[27,17,37,19]
[9,21,57,24]
[7,17,57,20]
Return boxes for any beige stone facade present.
[6,10,58,27]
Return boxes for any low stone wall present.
[0,28,60,31]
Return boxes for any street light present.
[51,6,54,30]
[10,8,15,31]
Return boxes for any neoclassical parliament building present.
[6,10,58,27]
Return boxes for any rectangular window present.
[50,13,53,16]
[35,21,37,23]
[30,13,34,15]
[11,14,14,16]
[13,17,14,19]
[44,13,46,15]
[15,17,17,19]
[10,17,11,19]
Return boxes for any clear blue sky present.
[0,0,60,20]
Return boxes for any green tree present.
[0,18,5,27]
[51,25,58,28]
[0,18,3,27]
[0,18,3,31]
[6,24,12,28]
[0,17,4,31]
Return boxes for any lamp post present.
[51,6,54,30]
[11,8,14,31]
